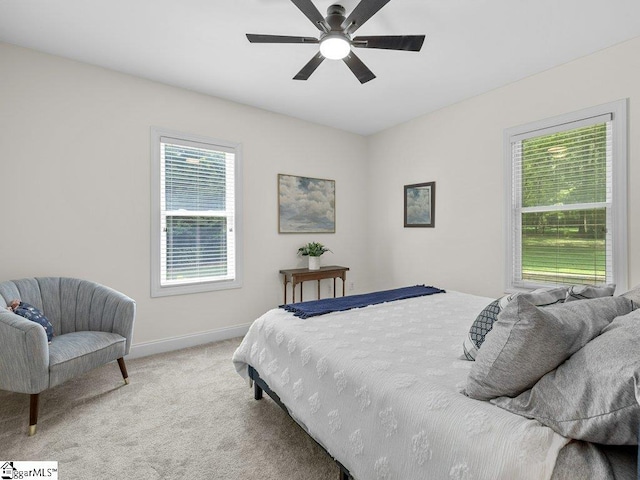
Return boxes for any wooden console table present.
[279,265,349,304]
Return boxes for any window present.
[504,100,627,292]
[151,128,242,297]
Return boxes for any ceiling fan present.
[246,0,425,84]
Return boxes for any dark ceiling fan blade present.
[246,34,319,44]
[343,51,376,84]
[352,35,425,51]
[293,52,325,80]
[341,0,392,34]
[290,0,330,32]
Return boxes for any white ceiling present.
[1,0,640,135]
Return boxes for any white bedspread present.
[233,291,569,480]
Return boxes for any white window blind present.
[505,100,627,291]
[151,129,242,297]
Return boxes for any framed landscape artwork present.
[404,181,435,227]
[278,174,335,233]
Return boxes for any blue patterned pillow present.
[12,301,54,343]
[463,298,503,360]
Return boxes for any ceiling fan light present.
[320,35,350,60]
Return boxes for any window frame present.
[151,127,243,297]
[503,100,628,292]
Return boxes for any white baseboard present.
[127,323,251,359]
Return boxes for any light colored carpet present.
[0,338,339,479]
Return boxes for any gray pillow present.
[621,284,640,310]
[565,283,616,302]
[492,309,640,445]
[465,295,633,401]
[462,287,567,361]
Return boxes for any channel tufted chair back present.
[0,277,136,435]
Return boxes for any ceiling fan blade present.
[290,0,330,32]
[352,35,425,51]
[343,51,376,84]
[341,0,392,34]
[246,34,319,44]
[293,52,325,80]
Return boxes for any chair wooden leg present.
[29,393,39,436]
[117,357,129,385]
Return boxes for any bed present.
[232,289,638,480]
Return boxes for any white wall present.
[3,35,639,351]
[0,43,371,350]
[367,36,640,298]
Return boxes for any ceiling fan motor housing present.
[326,4,347,31]
[320,4,351,52]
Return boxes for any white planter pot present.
[308,256,321,270]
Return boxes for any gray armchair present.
[0,277,135,435]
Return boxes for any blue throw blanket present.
[280,285,445,319]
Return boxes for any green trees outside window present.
[519,123,608,285]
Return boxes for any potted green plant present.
[297,242,331,270]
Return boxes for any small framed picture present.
[404,181,435,228]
